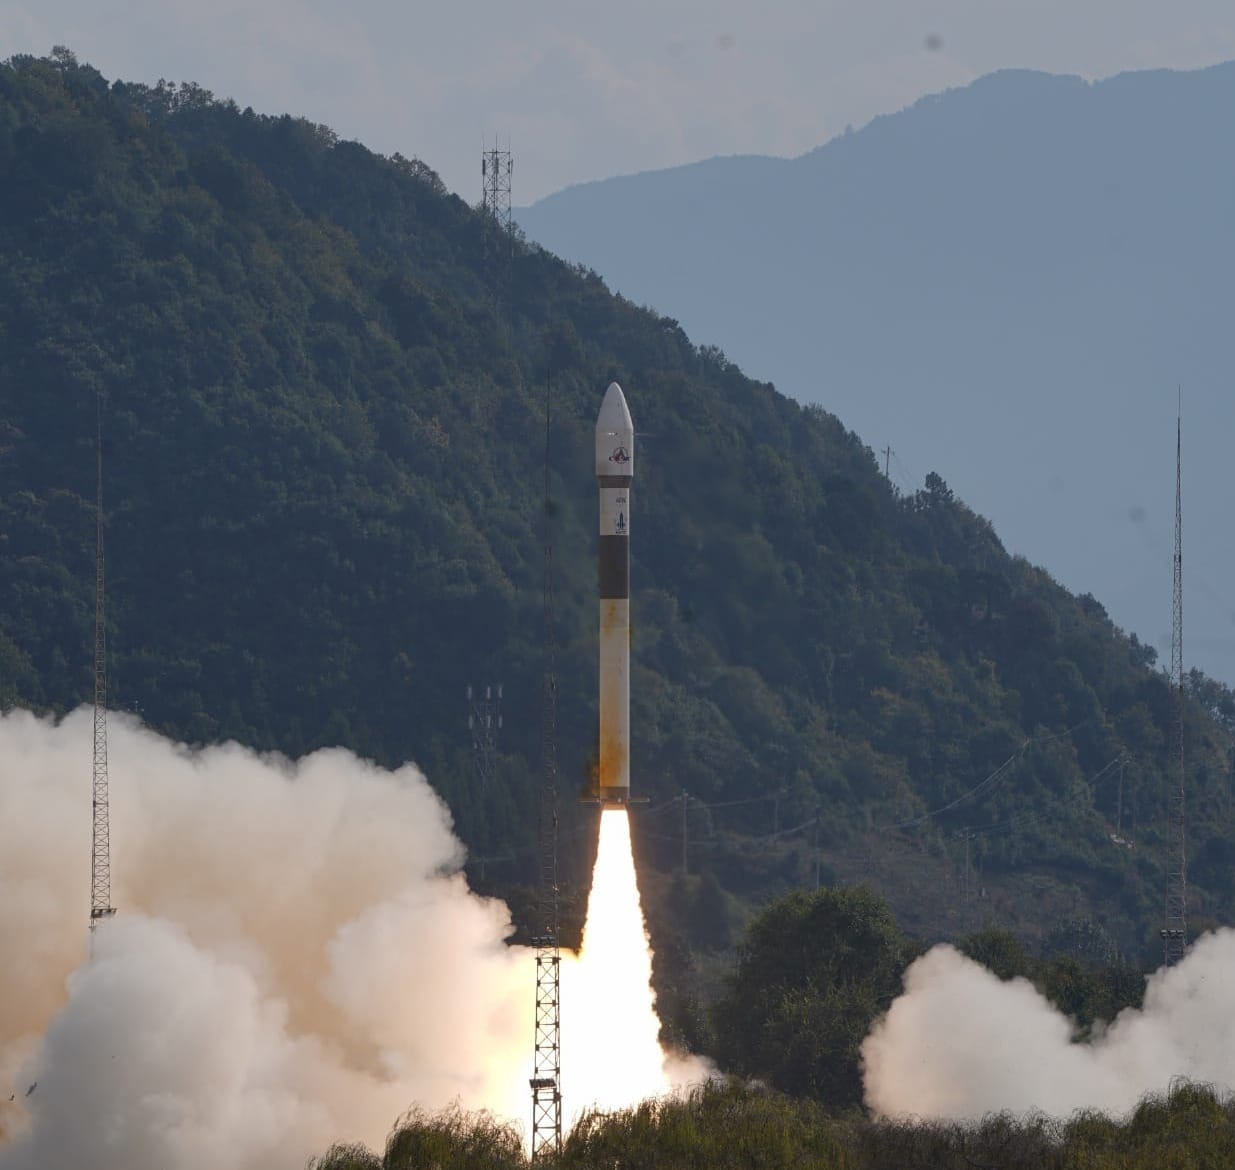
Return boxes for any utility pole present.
[90,391,116,946]
[960,830,975,930]
[1162,408,1187,966]
[467,683,502,879]
[1228,742,1235,823]
[680,789,689,876]
[883,445,892,480]
[1116,756,1124,837]
[529,378,562,1161]
[812,815,821,890]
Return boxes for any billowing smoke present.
[0,708,708,1168]
[0,708,527,1168]
[863,933,1235,1120]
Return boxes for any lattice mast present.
[481,140,514,313]
[1163,409,1186,965]
[90,393,116,941]
[468,684,502,791]
[530,378,562,1160]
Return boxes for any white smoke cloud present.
[0,708,709,1169]
[0,708,532,1169]
[862,932,1235,1121]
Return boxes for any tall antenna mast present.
[1162,404,1186,966]
[481,138,514,318]
[529,374,562,1160]
[90,392,116,943]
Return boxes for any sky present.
[6,2,1235,203]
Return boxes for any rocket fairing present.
[595,382,634,806]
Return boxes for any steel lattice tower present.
[90,393,116,942]
[530,380,562,1160]
[481,142,513,313]
[1162,411,1186,966]
[468,684,502,791]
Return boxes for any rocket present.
[595,382,634,806]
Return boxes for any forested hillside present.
[1,51,1233,967]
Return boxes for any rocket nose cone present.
[596,382,634,477]
[597,382,633,433]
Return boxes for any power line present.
[953,754,1125,838]
[694,794,781,811]
[890,451,920,494]
[876,721,1089,833]
[879,750,1022,831]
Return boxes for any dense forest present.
[2,48,1235,995]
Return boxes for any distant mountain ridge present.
[518,62,1235,687]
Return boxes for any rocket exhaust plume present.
[863,933,1235,1121]
[0,709,710,1168]
[559,810,708,1123]
[0,708,534,1170]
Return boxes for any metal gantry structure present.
[90,394,116,943]
[1162,411,1186,966]
[467,684,502,792]
[530,381,562,1160]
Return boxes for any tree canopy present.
[712,887,916,1108]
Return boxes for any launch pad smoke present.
[863,936,1235,1119]
[10,706,1233,1164]
[0,709,704,1170]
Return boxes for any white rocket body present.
[595,382,633,805]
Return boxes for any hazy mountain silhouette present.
[519,64,1235,684]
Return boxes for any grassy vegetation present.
[310,1080,1235,1169]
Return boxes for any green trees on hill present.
[712,888,915,1109]
[959,925,1146,1035]
[1,51,1234,954]
[698,889,1146,1110]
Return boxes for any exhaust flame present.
[559,809,689,1122]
